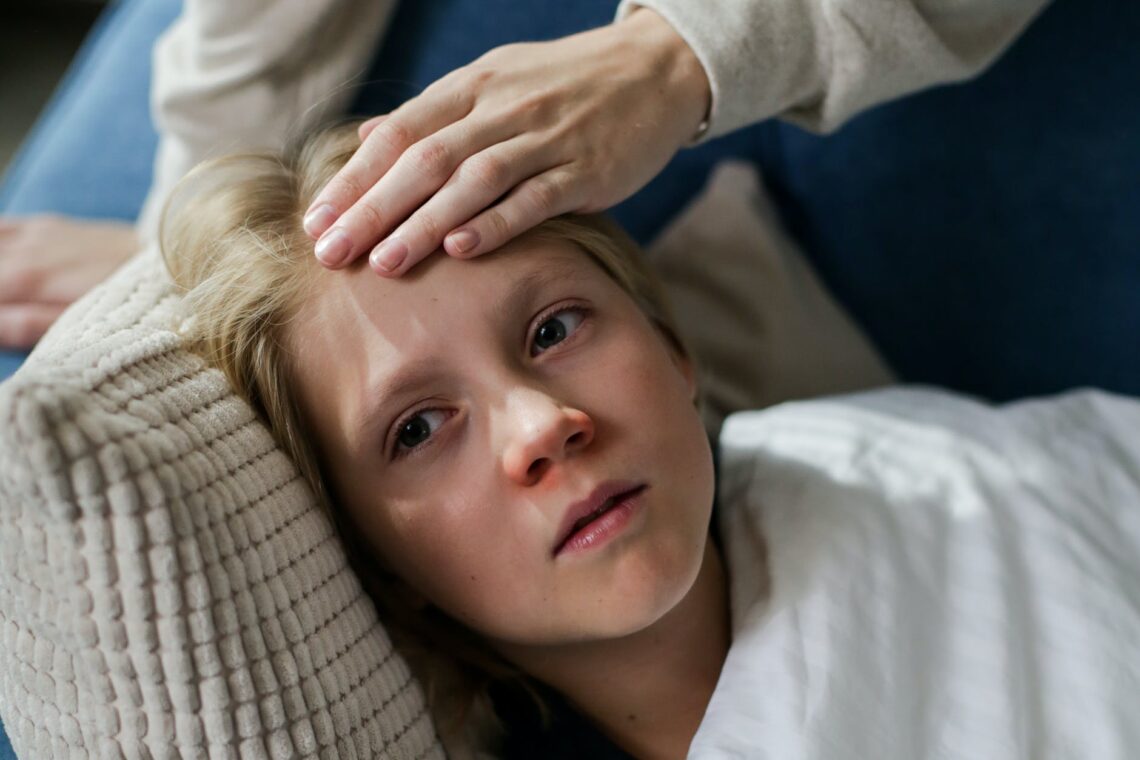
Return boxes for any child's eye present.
[530,307,587,356]
[392,408,450,458]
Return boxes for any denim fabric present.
[0,0,181,386]
[0,352,24,384]
[0,0,180,218]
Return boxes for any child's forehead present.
[324,236,598,302]
[296,236,609,338]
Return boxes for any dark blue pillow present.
[758,0,1140,400]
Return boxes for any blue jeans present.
[0,0,181,383]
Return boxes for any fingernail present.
[446,229,480,255]
[371,238,408,273]
[315,228,351,266]
[303,203,337,238]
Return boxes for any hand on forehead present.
[302,9,709,279]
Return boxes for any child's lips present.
[553,481,648,557]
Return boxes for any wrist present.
[621,6,712,142]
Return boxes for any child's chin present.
[586,560,708,639]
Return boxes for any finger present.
[367,137,555,275]
[0,219,34,241]
[442,167,581,259]
[305,88,472,242]
[357,115,387,141]
[0,303,65,349]
[0,261,41,303]
[318,114,520,270]
[0,215,39,232]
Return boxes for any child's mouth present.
[553,484,648,557]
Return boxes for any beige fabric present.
[616,0,1048,138]
[0,248,444,759]
[649,162,894,434]
[0,160,886,756]
[139,0,1047,240]
[138,0,398,239]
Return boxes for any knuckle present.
[375,120,415,155]
[410,213,443,247]
[464,154,509,194]
[466,64,496,90]
[0,264,41,301]
[483,208,512,244]
[514,93,544,117]
[434,82,471,114]
[12,315,34,345]
[410,139,453,180]
[352,201,387,237]
[527,175,562,215]
[0,311,32,347]
[332,173,370,206]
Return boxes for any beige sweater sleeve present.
[137,0,397,242]
[616,0,1049,140]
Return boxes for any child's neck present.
[502,539,731,759]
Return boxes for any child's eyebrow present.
[353,256,591,450]
[491,258,589,325]
[354,357,446,448]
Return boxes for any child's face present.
[289,234,715,650]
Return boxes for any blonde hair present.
[160,122,691,749]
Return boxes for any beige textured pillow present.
[649,161,894,434]
[0,160,891,758]
[0,248,443,759]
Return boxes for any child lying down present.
[162,123,1140,759]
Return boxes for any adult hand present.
[304,7,710,276]
[0,215,137,348]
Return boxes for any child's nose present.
[499,389,595,486]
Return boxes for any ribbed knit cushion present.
[0,247,443,759]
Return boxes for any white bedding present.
[695,387,1140,759]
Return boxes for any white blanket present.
[694,387,1140,759]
